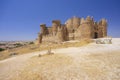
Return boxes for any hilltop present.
[0,38,120,80]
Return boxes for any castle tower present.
[78,16,94,39]
[38,33,42,43]
[52,20,61,36]
[86,16,91,21]
[40,24,47,35]
[65,16,81,33]
[86,16,94,25]
[101,19,107,37]
[47,27,52,35]
[65,18,73,33]
[98,19,107,37]
[61,24,69,41]
[80,18,86,24]
[93,22,99,38]
[56,27,64,42]
[72,16,81,30]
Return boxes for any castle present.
[36,16,107,44]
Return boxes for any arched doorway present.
[94,32,98,38]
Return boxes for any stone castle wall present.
[36,16,107,44]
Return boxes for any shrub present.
[29,42,34,44]
[14,43,23,47]
[0,48,5,52]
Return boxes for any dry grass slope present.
[11,54,73,80]
[10,51,120,80]
[0,39,92,60]
[0,38,120,80]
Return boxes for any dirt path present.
[0,38,120,80]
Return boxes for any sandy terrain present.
[0,38,120,80]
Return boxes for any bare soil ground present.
[0,38,120,80]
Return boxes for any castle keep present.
[36,16,107,44]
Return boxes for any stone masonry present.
[36,16,107,44]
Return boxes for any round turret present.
[98,18,107,37]
[65,16,81,32]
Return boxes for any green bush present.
[14,43,23,47]
[0,48,5,52]
[29,42,34,44]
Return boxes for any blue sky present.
[0,0,120,41]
